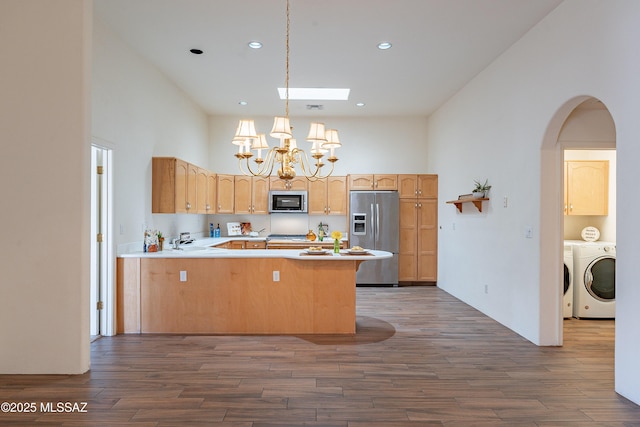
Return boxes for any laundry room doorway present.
[541,96,616,346]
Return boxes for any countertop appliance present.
[268,190,308,213]
[349,191,399,285]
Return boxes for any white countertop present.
[121,236,390,260]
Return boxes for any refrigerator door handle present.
[370,203,375,241]
[376,203,380,244]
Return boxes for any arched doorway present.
[540,96,616,346]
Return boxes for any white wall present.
[92,19,210,249]
[425,0,640,404]
[0,0,92,373]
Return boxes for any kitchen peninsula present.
[117,238,391,335]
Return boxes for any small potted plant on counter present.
[472,179,491,198]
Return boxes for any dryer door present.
[563,263,570,295]
[584,256,615,301]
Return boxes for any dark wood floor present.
[1,286,639,426]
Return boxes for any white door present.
[90,145,113,338]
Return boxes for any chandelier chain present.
[285,0,290,119]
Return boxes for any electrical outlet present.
[525,226,533,239]
[180,271,187,282]
[273,271,280,282]
[484,284,489,294]
[503,196,508,208]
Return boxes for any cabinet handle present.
[206,204,210,210]
[218,204,221,210]
[186,202,191,210]
[328,206,331,213]
[569,203,573,212]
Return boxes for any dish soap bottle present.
[214,223,221,238]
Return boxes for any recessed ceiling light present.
[356,102,366,107]
[377,42,392,50]
[238,101,248,106]
[277,88,350,101]
[189,48,203,55]
[248,41,263,49]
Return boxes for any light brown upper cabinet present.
[152,157,199,214]
[308,176,347,215]
[216,174,235,214]
[564,160,609,215]
[269,176,308,191]
[234,176,269,214]
[398,174,438,199]
[349,174,398,190]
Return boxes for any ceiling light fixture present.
[231,0,342,181]
[377,41,392,50]
[248,41,263,49]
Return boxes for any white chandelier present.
[231,0,341,181]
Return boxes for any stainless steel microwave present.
[268,190,308,213]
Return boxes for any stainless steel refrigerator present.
[349,191,399,285]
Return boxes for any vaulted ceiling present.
[94,0,563,118]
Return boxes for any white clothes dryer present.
[573,242,616,318]
[563,243,574,318]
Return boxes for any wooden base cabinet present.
[398,174,438,284]
[117,257,356,334]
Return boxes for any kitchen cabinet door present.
[195,167,209,214]
[416,199,437,281]
[269,176,308,191]
[251,177,270,214]
[234,176,252,214]
[186,163,198,213]
[398,199,419,281]
[565,161,609,215]
[417,175,438,198]
[152,157,189,213]
[308,179,328,214]
[206,172,217,213]
[216,174,235,214]
[398,175,419,199]
[326,176,347,215]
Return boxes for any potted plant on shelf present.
[472,179,491,198]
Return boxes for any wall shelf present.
[446,197,489,213]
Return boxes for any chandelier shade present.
[306,122,327,143]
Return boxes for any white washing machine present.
[563,243,574,318]
[573,242,616,318]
